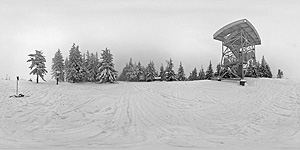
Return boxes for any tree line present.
[27,43,117,83]
[118,56,274,82]
[26,44,279,83]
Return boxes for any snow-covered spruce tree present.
[84,51,91,81]
[86,52,100,82]
[95,52,101,81]
[51,49,65,81]
[205,61,214,80]
[66,43,84,83]
[266,64,273,78]
[27,50,48,83]
[137,61,145,81]
[188,72,193,81]
[198,66,206,80]
[81,52,87,81]
[165,58,176,81]
[125,57,137,81]
[177,62,185,81]
[118,63,129,81]
[257,56,272,78]
[96,48,118,83]
[132,62,140,81]
[64,57,69,81]
[189,67,197,81]
[245,60,257,78]
[214,63,221,77]
[258,64,268,78]
[159,64,165,80]
[145,61,156,81]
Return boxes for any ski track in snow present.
[0,78,300,150]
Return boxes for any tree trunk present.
[36,74,39,83]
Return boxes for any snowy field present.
[1,78,300,150]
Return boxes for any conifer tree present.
[81,52,87,81]
[256,61,261,77]
[27,50,48,83]
[137,61,145,81]
[66,43,84,83]
[145,61,156,81]
[258,65,267,78]
[165,58,176,81]
[215,63,221,77]
[64,57,69,81]
[190,67,198,81]
[261,56,267,68]
[118,63,129,81]
[205,61,214,80]
[51,49,65,81]
[266,64,273,78]
[257,56,272,78]
[177,62,185,81]
[87,52,99,81]
[198,66,206,80]
[188,72,193,81]
[126,57,137,81]
[159,64,165,80]
[97,48,117,83]
[132,62,140,81]
[245,60,257,78]
[84,51,91,81]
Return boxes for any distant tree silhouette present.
[177,62,186,81]
[277,69,284,79]
[205,61,214,80]
[198,66,206,80]
[165,58,176,81]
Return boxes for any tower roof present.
[213,19,261,45]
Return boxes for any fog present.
[1,0,299,80]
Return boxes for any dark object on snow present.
[240,80,246,86]
[56,71,60,85]
[9,93,28,98]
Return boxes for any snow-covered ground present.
[1,78,300,150]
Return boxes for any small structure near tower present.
[213,19,261,85]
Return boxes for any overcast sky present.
[1,0,299,80]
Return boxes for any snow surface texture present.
[0,78,300,150]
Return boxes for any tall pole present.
[16,76,19,95]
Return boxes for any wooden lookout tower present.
[213,19,261,83]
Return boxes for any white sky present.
[1,0,299,80]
